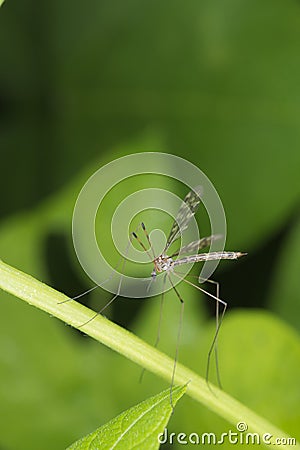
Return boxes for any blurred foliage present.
[0,0,300,449]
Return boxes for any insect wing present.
[170,234,222,258]
[164,186,203,252]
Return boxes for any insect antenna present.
[141,222,156,260]
[132,228,154,262]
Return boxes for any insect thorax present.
[153,255,174,274]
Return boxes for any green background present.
[1,0,300,449]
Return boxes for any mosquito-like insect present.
[132,186,246,405]
[59,186,245,408]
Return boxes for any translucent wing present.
[173,251,247,267]
[170,234,222,258]
[164,186,203,253]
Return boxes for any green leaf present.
[267,216,300,332]
[219,311,300,438]
[67,386,186,450]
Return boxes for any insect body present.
[132,186,246,406]
[152,255,174,275]
[64,185,246,409]
[153,249,245,274]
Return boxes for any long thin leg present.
[77,244,130,328]
[154,274,166,348]
[168,274,185,411]
[212,280,221,388]
[173,271,222,387]
[58,226,137,305]
[57,262,121,305]
[74,225,143,327]
[78,221,156,328]
[198,276,221,387]
[139,273,166,383]
[206,298,226,389]
[172,272,227,390]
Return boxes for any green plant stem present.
[0,259,298,449]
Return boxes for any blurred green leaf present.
[67,386,186,450]
[45,0,300,249]
[219,311,300,439]
[0,0,300,249]
[134,302,300,447]
[267,214,300,331]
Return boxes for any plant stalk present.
[0,259,298,449]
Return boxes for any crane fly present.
[59,186,246,409]
[132,186,246,407]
